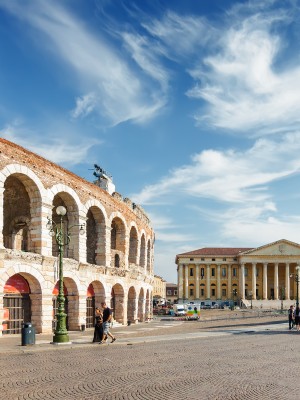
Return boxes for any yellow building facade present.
[175,239,300,307]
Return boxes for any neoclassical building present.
[0,139,155,335]
[176,240,300,307]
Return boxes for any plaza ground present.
[0,309,299,400]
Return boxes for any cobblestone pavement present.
[1,311,300,400]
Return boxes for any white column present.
[263,263,268,300]
[217,264,221,299]
[274,263,279,300]
[240,263,245,299]
[228,264,232,297]
[285,264,291,300]
[185,265,189,300]
[252,263,257,300]
[178,264,183,300]
[195,264,200,299]
[206,264,211,299]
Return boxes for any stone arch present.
[111,283,125,324]
[110,214,126,268]
[50,191,80,261]
[139,233,146,268]
[2,270,43,334]
[127,286,137,323]
[128,225,138,266]
[2,171,44,254]
[86,205,107,266]
[138,287,145,322]
[146,239,151,273]
[55,276,79,331]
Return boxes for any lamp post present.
[290,265,300,308]
[47,206,85,343]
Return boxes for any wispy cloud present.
[1,121,100,165]
[133,132,300,205]
[0,0,168,126]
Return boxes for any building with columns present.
[0,139,155,335]
[175,240,300,307]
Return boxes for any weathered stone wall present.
[0,139,154,335]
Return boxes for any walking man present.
[100,302,116,344]
[288,305,295,330]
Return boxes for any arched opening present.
[3,272,42,334]
[111,283,125,324]
[3,174,42,253]
[127,286,136,323]
[128,226,138,266]
[115,253,120,268]
[51,193,79,260]
[146,239,151,273]
[3,274,31,334]
[138,288,144,322]
[86,283,95,328]
[86,206,106,265]
[111,217,126,268]
[140,234,146,268]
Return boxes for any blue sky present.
[2,0,300,283]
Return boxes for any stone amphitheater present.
[0,138,155,335]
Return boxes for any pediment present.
[240,239,300,257]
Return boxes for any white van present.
[173,304,186,316]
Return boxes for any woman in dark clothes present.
[93,308,103,343]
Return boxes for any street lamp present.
[47,206,85,344]
[290,265,300,308]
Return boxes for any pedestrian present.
[288,305,295,330]
[295,306,300,331]
[100,302,116,344]
[92,307,103,343]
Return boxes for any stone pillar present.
[0,187,4,248]
[252,263,257,300]
[217,264,221,299]
[185,265,189,300]
[228,264,232,296]
[285,264,291,300]
[274,263,279,300]
[178,264,183,300]
[263,263,268,300]
[240,263,245,299]
[78,214,87,264]
[195,264,200,299]
[206,265,210,299]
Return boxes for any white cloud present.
[186,5,300,134]
[1,122,100,166]
[133,132,300,205]
[0,0,168,126]
[71,93,97,119]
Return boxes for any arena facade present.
[0,139,155,335]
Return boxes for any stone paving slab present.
[0,316,299,400]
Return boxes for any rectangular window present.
[212,258,215,261]
[201,258,205,261]
[222,268,226,277]
[244,268,248,277]
[190,258,194,261]
[174,290,177,295]
[167,290,172,295]
[201,268,205,278]
[211,288,216,296]
[256,268,259,277]
[223,258,227,261]
[200,289,204,296]
[190,288,194,296]
[233,288,237,296]
[211,268,215,277]
[190,268,194,277]
[233,268,237,277]
[222,289,226,297]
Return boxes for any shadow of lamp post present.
[47,205,85,344]
[290,265,300,309]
